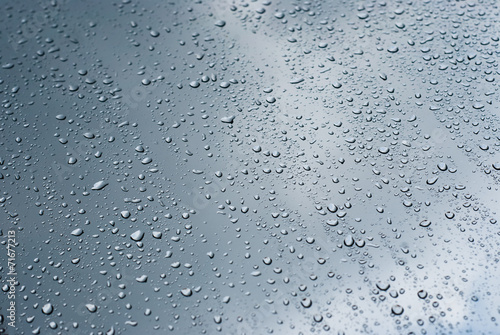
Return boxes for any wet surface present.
[0,0,499,334]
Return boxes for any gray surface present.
[0,0,499,334]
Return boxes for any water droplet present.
[214,20,226,27]
[437,163,448,171]
[221,116,235,124]
[290,78,304,84]
[85,304,97,313]
[387,46,399,53]
[71,228,84,236]
[376,283,390,291]
[378,147,390,154]
[391,305,404,315]
[42,303,54,315]
[136,275,148,283]
[130,230,144,241]
[327,204,338,213]
[344,235,354,247]
[181,288,193,297]
[301,298,312,308]
[417,290,428,299]
[189,81,200,88]
[91,181,108,190]
[419,220,431,227]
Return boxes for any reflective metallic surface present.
[0,0,499,334]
